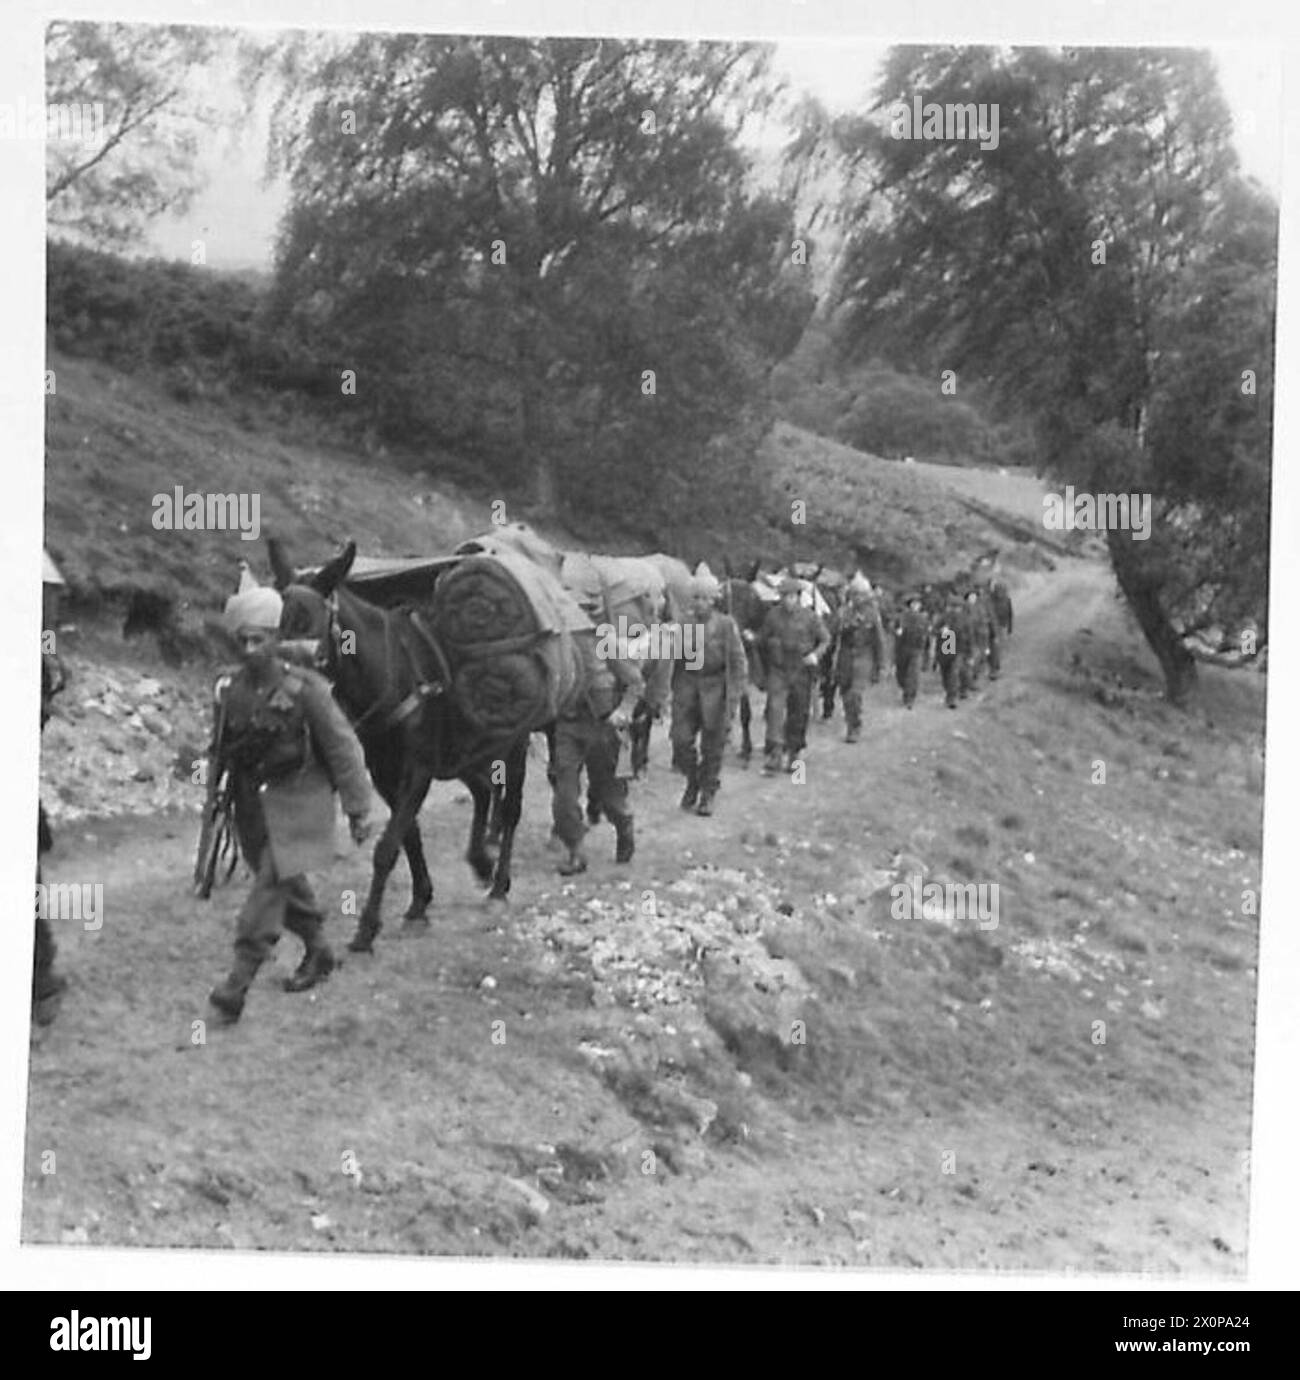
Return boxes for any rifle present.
[193,674,240,899]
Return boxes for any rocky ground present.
[25,559,1263,1274]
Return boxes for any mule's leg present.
[738,693,752,761]
[486,782,504,846]
[487,741,527,901]
[629,698,652,778]
[401,820,434,921]
[350,767,434,953]
[464,775,495,884]
[370,759,433,923]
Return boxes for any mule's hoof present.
[400,916,431,935]
[486,889,510,904]
[347,929,378,954]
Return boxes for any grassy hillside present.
[44,356,1059,661]
[758,422,1068,586]
[44,351,522,644]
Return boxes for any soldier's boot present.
[613,813,635,864]
[695,788,716,817]
[209,952,263,1024]
[679,767,699,812]
[557,846,588,876]
[33,916,66,1006]
[284,925,336,993]
[844,701,861,743]
[762,743,782,775]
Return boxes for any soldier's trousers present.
[836,649,872,733]
[670,674,729,794]
[34,806,60,1002]
[937,654,961,706]
[764,665,814,760]
[987,636,1001,679]
[819,646,838,716]
[966,646,985,689]
[34,857,59,1001]
[552,715,628,849]
[960,650,978,695]
[226,847,327,992]
[895,651,921,707]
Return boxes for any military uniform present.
[976,589,1002,680]
[990,579,1013,638]
[817,586,843,719]
[963,594,989,689]
[670,603,747,814]
[932,602,969,708]
[552,629,643,871]
[758,595,830,771]
[34,652,67,1021]
[833,591,885,740]
[209,659,373,1021]
[893,605,929,709]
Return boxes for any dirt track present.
[25,555,1260,1272]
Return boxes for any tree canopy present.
[833,46,1274,702]
[264,35,814,529]
[45,21,221,248]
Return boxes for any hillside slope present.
[758,422,1068,585]
[44,352,521,634]
[44,355,1061,651]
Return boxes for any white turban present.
[224,585,283,635]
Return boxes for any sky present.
[146,38,1285,271]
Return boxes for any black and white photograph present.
[5,0,1296,1293]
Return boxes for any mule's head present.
[268,537,358,669]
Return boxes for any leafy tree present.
[46,21,221,248]
[265,35,813,522]
[833,46,1274,702]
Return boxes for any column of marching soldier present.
[33,563,1008,1027]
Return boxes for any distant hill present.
[756,421,1065,587]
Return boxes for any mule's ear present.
[268,537,297,591]
[313,539,357,595]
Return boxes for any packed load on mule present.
[302,536,589,752]
[645,552,693,623]
[459,526,689,780]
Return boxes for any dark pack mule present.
[269,539,531,953]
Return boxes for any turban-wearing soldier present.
[832,573,886,743]
[670,572,747,816]
[206,575,374,1024]
[758,577,830,774]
